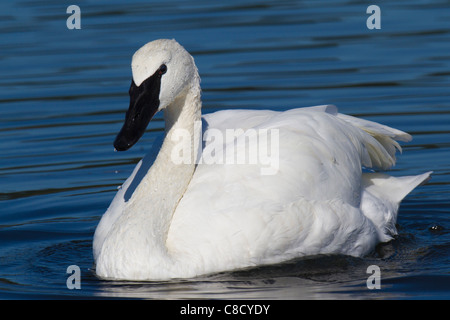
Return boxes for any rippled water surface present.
[1,0,449,299]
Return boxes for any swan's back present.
[194,105,409,204]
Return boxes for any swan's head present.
[114,39,198,151]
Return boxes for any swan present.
[93,39,431,281]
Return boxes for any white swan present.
[93,39,431,281]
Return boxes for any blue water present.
[0,0,449,299]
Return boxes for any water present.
[0,0,449,300]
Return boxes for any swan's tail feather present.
[331,107,432,242]
[361,171,432,241]
[362,171,432,205]
[336,113,411,170]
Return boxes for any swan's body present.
[93,39,431,280]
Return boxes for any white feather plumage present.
[93,39,431,280]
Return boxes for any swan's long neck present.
[130,79,201,243]
[99,79,202,279]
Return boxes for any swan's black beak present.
[113,73,162,151]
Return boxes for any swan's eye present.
[159,64,167,75]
